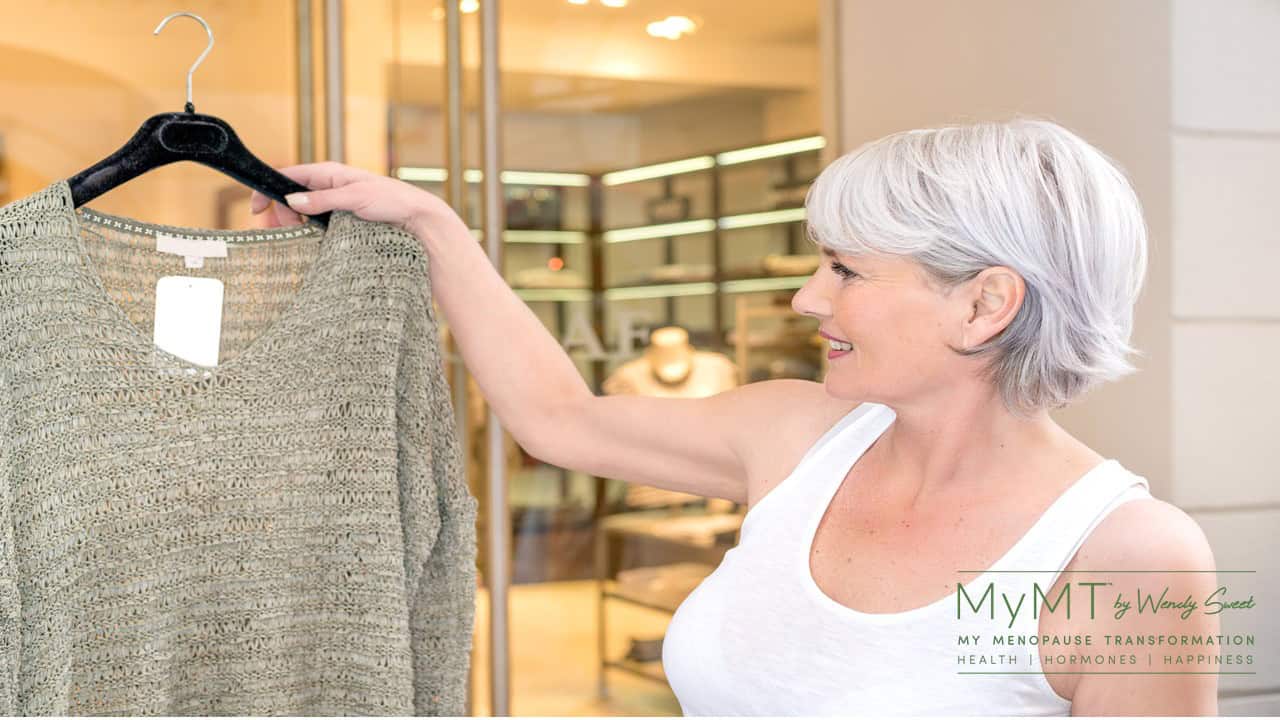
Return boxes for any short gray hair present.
[804,118,1149,417]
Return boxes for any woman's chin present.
[822,375,863,400]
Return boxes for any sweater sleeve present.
[395,239,479,716]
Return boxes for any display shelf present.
[608,271,807,292]
[609,561,718,612]
[600,511,744,549]
[599,210,805,242]
[513,288,593,303]
[506,281,591,289]
[473,229,590,244]
[511,276,811,303]
[602,657,667,685]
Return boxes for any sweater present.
[0,180,479,715]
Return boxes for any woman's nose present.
[791,273,830,319]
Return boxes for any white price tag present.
[154,275,225,367]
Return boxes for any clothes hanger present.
[67,11,330,228]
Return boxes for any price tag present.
[154,275,224,367]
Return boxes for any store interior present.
[0,0,822,715]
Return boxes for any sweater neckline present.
[56,179,344,381]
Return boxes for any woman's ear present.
[960,266,1025,348]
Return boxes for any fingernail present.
[285,192,308,206]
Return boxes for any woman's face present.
[791,245,968,403]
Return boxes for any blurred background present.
[0,0,1273,715]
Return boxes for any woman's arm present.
[251,163,820,502]
[409,211,834,501]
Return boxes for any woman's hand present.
[248,161,465,241]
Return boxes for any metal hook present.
[153,11,214,113]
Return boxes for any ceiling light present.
[600,0,628,7]
[460,0,479,14]
[647,15,696,40]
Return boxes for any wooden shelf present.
[607,561,717,613]
[603,657,667,685]
[600,510,744,549]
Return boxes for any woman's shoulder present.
[1055,492,1220,712]
[730,379,865,507]
[1076,492,1216,574]
[732,379,864,456]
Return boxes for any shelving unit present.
[395,134,824,375]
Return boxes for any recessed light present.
[647,15,697,40]
[600,0,628,6]
[460,0,479,13]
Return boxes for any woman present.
[252,118,1219,715]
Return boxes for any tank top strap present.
[987,460,1153,616]
[738,402,892,541]
[795,401,891,468]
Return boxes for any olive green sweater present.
[0,181,478,715]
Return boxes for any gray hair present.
[804,118,1149,417]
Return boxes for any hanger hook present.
[153,11,214,113]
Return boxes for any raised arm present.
[252,163,828,504]
[405,184,836,502]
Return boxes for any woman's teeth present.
[828,339,853,351]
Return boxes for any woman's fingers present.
[250,162,370,225]
[285,186,358,216]
[271,199,303,227]
[249,190,271,215]
[247,161,460,235]
[277,162,372,191]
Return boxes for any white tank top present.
[662,401,1152,715]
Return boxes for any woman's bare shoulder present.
[731,379,863,508]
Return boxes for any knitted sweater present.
[0,180,478,715]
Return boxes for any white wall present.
[1169,0,1280,710]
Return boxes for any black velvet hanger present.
[67,12,329,229]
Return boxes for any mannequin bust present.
[603,326,739,399]
[603,326,741,512]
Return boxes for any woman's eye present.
[829,262,857,280]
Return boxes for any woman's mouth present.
[821,331,854,360]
